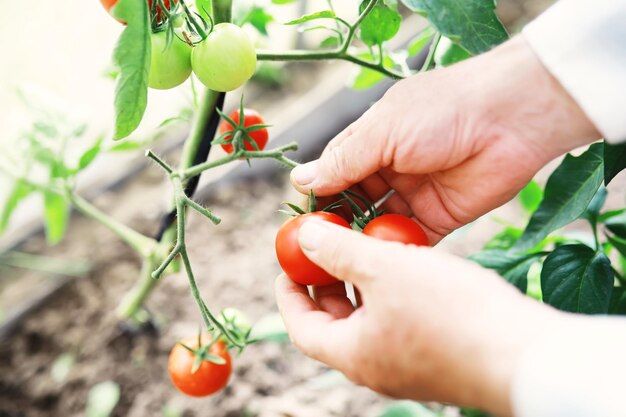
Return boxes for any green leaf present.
[408,27,435,56]
[352,52,395,90]
[541,244,613,314]
[284,10,336,25]
[379,401,439,417]
[518,180,543,214]
[272,0,298,4]
[51,352,75,383]
[399,0,508,54]
[515,143,604,251]
[609,287,626,315]
[607,233,626,258]
[359,0,402,46]
[248,312,289,343]
[86,381,120,417]
[582,185,607,226]
[604,141,626,185]
[244,6,274,35]
[77,137,103,171]
[320,35,341,48]
[605,211,626,238]
[483,226,523,250]
[434,36,472,66]
[112,0,151,140]
[43,191,69,245]
[0,181,32,234]
[469,250,542,293]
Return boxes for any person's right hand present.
[290,35,600,243]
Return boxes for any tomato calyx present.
[216,308,252,353]
[179,331,228,374]
[213,98,272,157]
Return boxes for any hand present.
[290,36,600,243]
[275,221,565,416]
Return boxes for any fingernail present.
[291,161,318,186]
[298,221,327,251]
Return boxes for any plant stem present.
[67,190,156,259]
[419,32,441,73]
[257,50,405,79]
[116,256,160,320]
[341,0,377,53]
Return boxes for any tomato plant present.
[363,214,429,246]
[100,0,173,23]
[148,31,192,90]
[191,23,257,92]
[168,336,232,397]
[218,108,268,153]
[275,212,351,286]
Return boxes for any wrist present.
[479,35,601,161]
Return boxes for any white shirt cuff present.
[522,0,626,143]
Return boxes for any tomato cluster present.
[275,210,429,286]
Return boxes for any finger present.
[312,282,354,319]
[275,274,361,369]
[297,220,405,288]
[290,109,388,196]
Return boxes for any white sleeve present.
[511,316,626,417]
[522,0,626,143]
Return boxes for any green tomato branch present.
[256,0,407,80]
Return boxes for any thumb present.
[290,116,387,196]
[297,219,405,288]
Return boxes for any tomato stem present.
[419,32,441,73]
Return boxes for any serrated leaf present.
[112,0,151,140]
[359,0,401,46]
[0,181,32,234]
[78,138,103,171]
[604,140,626,185]
[518,180,543,214]
[541,244,613,314]
[43,191,69,245]
[285,10,336,25]
[408,27,434,56]
[86,381,120,417]
[469,250,542,293]
[400,0,508,54]
[379,401,439,417]
[515,143,604,251]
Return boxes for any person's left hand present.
[275,220,564,417]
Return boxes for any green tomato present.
[434,36,472,67]
[191,23,257,92]
[148,31,192,90]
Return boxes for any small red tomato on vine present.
[168,336,232,397]
[362,214,429,246]
[218,109,269,154]
[276,212,351,286]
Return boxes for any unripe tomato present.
[362,214,429,246]
[275,212,351,286]
[191,23,257,92]
[218,109,268,153]
[149,32,192,90]
[168,336,232,397]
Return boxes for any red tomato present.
[218,109,269,154]
[275,212,351,286]
[362,214,429,246]
[100,0,172,23]
[168,336,232,397]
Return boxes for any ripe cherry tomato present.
[191,23,257,92]
[275,212,351,286]
[149,32,192,90]
[168,336,232,397]
[100,0,173,23]
[362,214,429,246]
[218,109,268,154]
